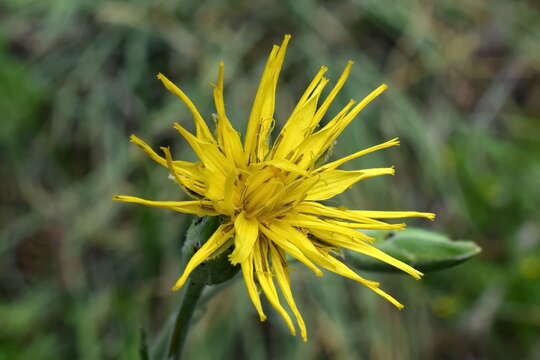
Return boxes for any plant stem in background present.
[167,279,205,360]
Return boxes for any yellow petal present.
[319,83,388,148]
[269,245,307,341]
[272,176,321,218]
[241,254,267,321]
[309,228,423,279]
[244,44,278,160]
[326,219,406,230]
[326,255,380,287]
[259,159,309,176]
[305,167,395,201]
[271,73,329,160]
[269,220,340,270]
[112,195,217,216]
[173,122,233,178]
[129,135,206,193]
[290,66,328,114]
[292,99,356,169]
[157,73,215,143]
[295,201,388,225]
[171,224,234,290]
[161,146,205,196]
[310,60,354,130]
[349,210,436,220]
[213,62,246,167]
[213,167,238,216]
[315,137,400,173]
[229,212,259,265]
[259,224,322,276]
[295,84,387,169]
[245,35,291,162]
[366,284,404,309]
[253,241,296,336]
[130,134,167,166]
[283,213,375,243]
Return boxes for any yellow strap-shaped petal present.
[366,284,404,309]
[269,245,307,341]
[157,73,215,143]
[272,176,321,218]
[241,254,267,321]
[253,241,296,336]
[229,212,259,265]
[292,99,356,169]
[289,66,328,117]
[259,224,322,276]
[173,122,233,180]
[315,137,400,173]
[326,219,406,230]
[322,254,381,287]
[258,159,309,176]
[130,135,203,178]
[295,201,388,225]
[295,84,387,169]
[161,146,205,196]
[319,84,388,152]
[171,224,234,290]
[244,44,279,160]
[271,72,329,160]
[305,167,395,201]
[245,35,291,162]
[213,62,246,167]
[112,195,217,216]
[309,61,354,132]
[283,213,375,243]
[349,210,436,220]
[269,220,342,270]
[309,228,423,279]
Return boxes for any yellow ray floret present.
[113,34,436,340]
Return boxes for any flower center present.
[235,165,302,222]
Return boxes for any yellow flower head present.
[113,35,435,341]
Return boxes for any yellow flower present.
[113,35,435,341]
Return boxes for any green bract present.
[347,228,481,272]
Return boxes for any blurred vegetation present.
[1,0,539,359]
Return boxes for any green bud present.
[346,228,481,273]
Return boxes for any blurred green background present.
[1,0,540,359]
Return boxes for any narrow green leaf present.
[346,228,481,272]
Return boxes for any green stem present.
[167,279,205,360]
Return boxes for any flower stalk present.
[167,278,204,360]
